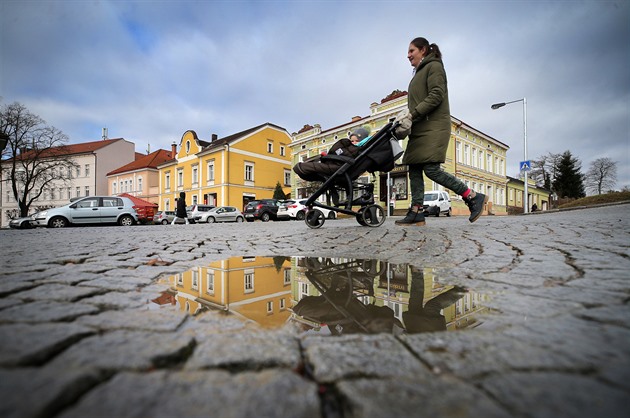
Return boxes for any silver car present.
[31,196,139,228]
[196,206,245,223]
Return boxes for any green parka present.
[402,52,451,165]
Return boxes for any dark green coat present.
[402,52,451,165]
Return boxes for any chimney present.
[211,133,218,141]
[102,127,108,140]
[351,116,361,122]
[171,142,177,158]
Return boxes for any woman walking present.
[171,191,189,225]
[395,37,487,226]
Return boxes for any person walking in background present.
[394,37,488,226]
[171,191,189,225]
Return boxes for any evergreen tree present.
[273,181,287,200]
[552,151,585,199]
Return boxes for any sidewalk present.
[1,204,629,417]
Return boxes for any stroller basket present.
[293,121,401,228]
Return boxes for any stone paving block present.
[7,283,105,302]
[185,329,301,370]
[336,376,509,418]
[48,330,195,371]
[0,323,94,366]
[401,329,579,380]
[35,271,105,285]
[181,310,249,337]
[574,304,630,329]
[80,290,156,310]
[76,276,152,292]
[77,308,188,332]
[0,298,21,311]
[0,367,103,418]
[0,280,38,297]
[59,369,320,418]
[479,371,629,418]
[0,300,100,324]
[302,334,430,383]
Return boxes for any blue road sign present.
[520,160,532,172]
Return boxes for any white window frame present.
[165,172,171,190]
[244,270,254,293]
[267,142,273,154]
[206,271,215,295]
[244,162,254,183]
[207,161,215,183]
[177,168,184,187]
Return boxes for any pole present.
[523,98,528,214]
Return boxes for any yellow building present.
[164,256,293,328]
[290,91,510,217]
[506,176,551,213]
[157,123,293,212]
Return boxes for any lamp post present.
[491,98,528,214]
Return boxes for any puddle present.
[154,256,491,335]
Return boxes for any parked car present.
[153,210,176,225]
[9,217,35,229]
[186,204,215,223]
[196,206,245,223]
[243,199,280,222]
[31,196,139,228]
[422,190,452,217]
[277,199,336,220]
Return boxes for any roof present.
[14,138,127,161]
[200,122,289,153]
[118,193,158,207]
[107,149,173,176]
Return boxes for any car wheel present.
[49,217,68,228]
[435,210,440,217]
[327,211,336,219]
[446,208,452,217]
[296,211,306,221]
[236,216,244,223]
[118,215,135,226]
[261,212,271,222]
[161,219,169,225]
[207,217,215,223]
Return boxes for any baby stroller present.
[293,121,402,228]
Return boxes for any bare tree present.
[530,152,561,190]
[1,102,78,217]
[585,157,617,195]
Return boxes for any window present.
[165,199,170,211]
[207,161,215,182]
[50,188,55,200]
[464,145,469,165]
[84,186,90,196]
[85,164,90,177]
[495,157,499,174]
[177,168,184,187]
[266,301,273,313]
[185,140,191,154]
[76,197,98,208]
[245,163,254,182]
[280,146,285,156]
[284,169,291,186]
[456,141,462,163]
[472,148,477,168]
[206,271,215,295]
[76,166,81,178]
[177,273,184,286]
[192,195,198,205]
[283,268,291,285]
[68,166,73,178]
[192,165,199,185]
[137,177,143,192]
[279,298,286,310]
[479,151,484,170]
[67,188,71,199]
[192,270,199,290]
[487,155,493,173]
[267,142,273,153]
[244,270,254,293]
[165,172,171,190]
[112,182,117,194]
[76,186,80,198]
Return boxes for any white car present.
[31,196,139,228]
[195,206,245,223]
[423,190,452,217]
[277,199,336,221]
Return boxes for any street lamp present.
[491,98,528,214]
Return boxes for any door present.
[71,197,101,224]
[100,197,125,224]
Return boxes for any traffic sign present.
[520,160,532,172]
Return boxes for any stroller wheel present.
[359,204,386,227]
[305,209,326,229]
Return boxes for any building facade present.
[506,176,551,213]
[289,92,510,217]
[0,138,135,227]
[157,123,293,212]
[107,149,173,205]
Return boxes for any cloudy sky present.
[2,0,629,190]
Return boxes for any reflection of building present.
[164,256,292,328]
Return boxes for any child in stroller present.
[292,122,402,228]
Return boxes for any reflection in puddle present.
[155,256,491,335]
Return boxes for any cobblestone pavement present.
[1,203,629,418]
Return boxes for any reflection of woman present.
[395,37,487,226]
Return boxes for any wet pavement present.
[1,203,629,418]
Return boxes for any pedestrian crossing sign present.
[520,160,532,172]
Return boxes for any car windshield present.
[424,193,439,201]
